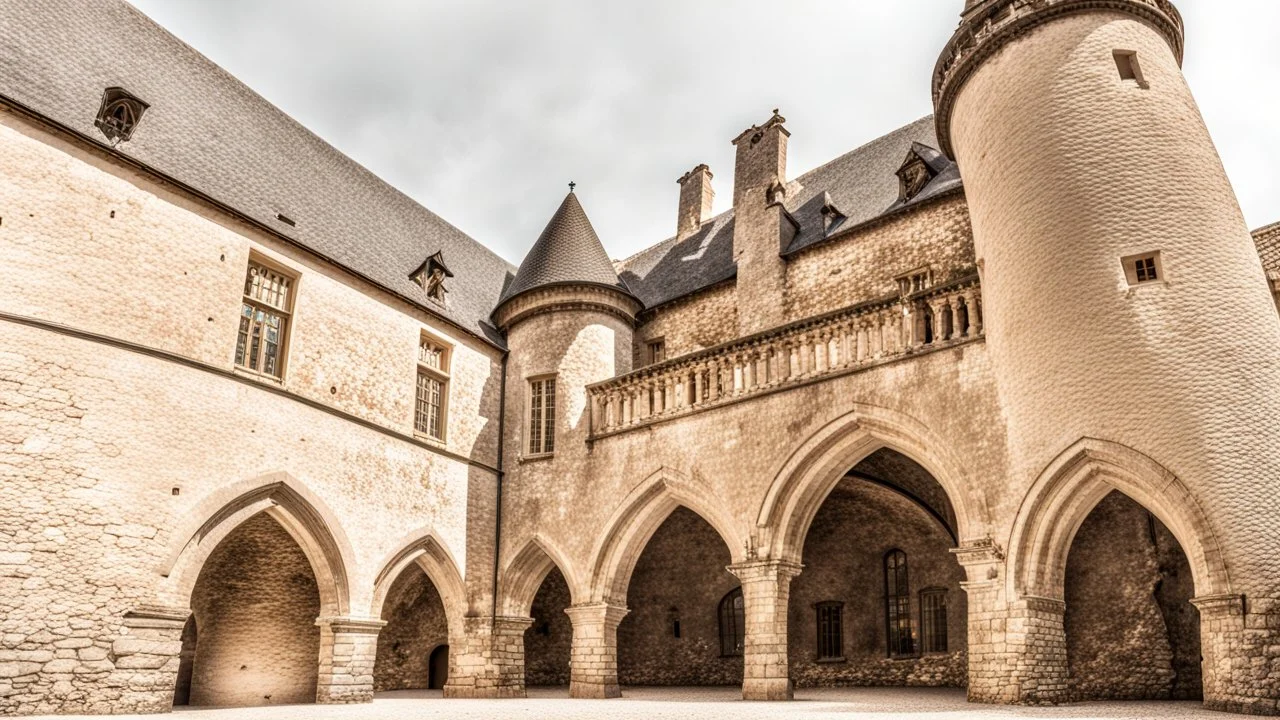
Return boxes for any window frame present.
[919,587,949,655]
[815,601,845,662]
[234,255,296,380]
[646,338,667,366]
[526,374,558,457]
[885,549,916,658]
[414,333,451,443]
[718,588,745,657]
[1121,251,1164,287]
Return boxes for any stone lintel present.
[122,605,191,630]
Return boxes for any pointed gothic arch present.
[500,535,582,618]
[1007,437,1232,601]
[369,528,469,634]
[587,467,745,604]
[158,471,354,615]
[756,404,977,564]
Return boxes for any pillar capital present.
[314,616,386,635]
[564,601,629,628]
[727,559,803,584]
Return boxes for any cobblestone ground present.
[27,687,1230,719]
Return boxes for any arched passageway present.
[373,564,451,692]
[788,449,966,688]
[181,512,322,707]
[617,507,741,687]
[524,566,573,688]
[1064,490,1201,701]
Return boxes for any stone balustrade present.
[588,277,983,439]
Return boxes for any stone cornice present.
[933,0,1185,158]
[492,283,642,331]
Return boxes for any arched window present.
[885,549,914,657]
[718,587,744,657]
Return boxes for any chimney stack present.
[731,109,789,209]
[730,110,792,335]
[676,164,714,240]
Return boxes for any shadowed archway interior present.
[373,564,451,692]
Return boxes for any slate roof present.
[1254,221,1280,274]
[618,116,963,309]
[0,0,516,346]
[499,191,633,305]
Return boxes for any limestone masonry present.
[1,0,1278,715]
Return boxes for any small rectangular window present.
[920,588,948,654]
[528,376,557,455]
[647,339,666,366]
[415,336,450,441]
[1121,252,1163,286]
[235,258,294,378]
[1114,50,1145,86]
[816,602,844,661]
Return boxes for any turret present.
[493,189,641,463]
[934,1,1280,713]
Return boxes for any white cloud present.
[127,0,1280,264]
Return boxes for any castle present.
[1,0,1279,715]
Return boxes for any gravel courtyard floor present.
[29,687,1230,719]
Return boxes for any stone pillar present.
[1194,594,1280,715]
[729,560,802,701]
[566,602,628,699]
[106,606,189,713]
[315,617,384,704]
[445,615,533,699]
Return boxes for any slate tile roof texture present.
[617,116,963,310]
[0,0,516,346]
[499,191,634,306]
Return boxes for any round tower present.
[934,1,1280,713]
[493,187,640,469]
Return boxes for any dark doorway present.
[428,645,449,690]
[172,616,197,706]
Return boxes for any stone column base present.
[566,602,628,699]
[729,560,802,702]
[444,616,533,699]
[315,617,385,704]
[105,606,191,713]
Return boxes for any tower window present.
[718,588,745,657]
[885,549,915,658]
[816,601,844,661]
[1122,252,1164,286]
[1114,50,1145,86]
[528,376,557,456]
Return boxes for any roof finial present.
[568,181,576,193]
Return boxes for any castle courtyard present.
[25,688,1227,720]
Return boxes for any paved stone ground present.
[27,687,1232,719]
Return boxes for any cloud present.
[127,0,1280,264]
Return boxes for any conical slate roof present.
[499,191,635,304]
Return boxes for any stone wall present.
[617,508,742,687]
[373,565,449,692]
[790,480,966,688]
[187,513,321,707]
[524,568,572,687]
[1064,491,1200,701]
[633,282,737,367]
[784,195,974,321]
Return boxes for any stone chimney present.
[731,110,792,335]
[676,164,714,240]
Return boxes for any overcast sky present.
[128,0,1280,266]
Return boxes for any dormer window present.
[820,193,846,235]
[896,149,936,203]
[95,87,149,144]
[410,251,454,304]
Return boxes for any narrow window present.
[235,258,294,378]
[885,549,914,657]
[1114,50,1145,86]
[1122,252,1163,286]
[415,336,450,441]
[816,602,844,661]
[528,377,557,455]
[920,588,948,654]
[647,339,666,366]
[719,588,745,656]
